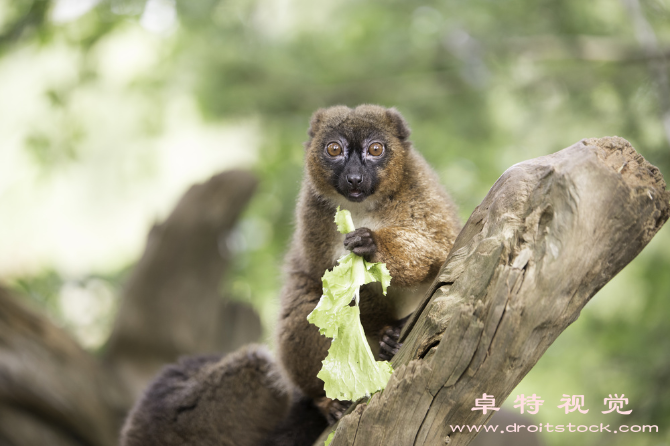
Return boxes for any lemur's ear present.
[385,108,411,140]
[307,108,327,138]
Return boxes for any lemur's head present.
[304,104,411,204]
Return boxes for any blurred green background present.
[1,0,669,444]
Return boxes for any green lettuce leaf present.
[306,206,393,402]
[317,304,394,400]
[334,206,356,233]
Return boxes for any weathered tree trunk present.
[0,170,262,446]
[322,137,669,446]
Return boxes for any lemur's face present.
[317,127,390,202]
[305,105,410,203]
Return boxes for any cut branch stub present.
[326,137,669,446]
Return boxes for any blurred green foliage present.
[2,0,670,444]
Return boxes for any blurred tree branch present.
[104,170,262,398]
[0,0,50,50]
[505,35,670,63]
[621,0,670,147]
[0,169,261,445]
[0,287,128,446]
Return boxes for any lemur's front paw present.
[343,227,377,260]
[316,397,352,425]
[378,315,410,361]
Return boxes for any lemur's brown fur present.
[276,104,461,403]
[120,344,328,446]
[120,346,291,446]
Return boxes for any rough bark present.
[0,170,262,446]
[322,137,669,446]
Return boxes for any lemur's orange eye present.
[326,142,342,157]
[368,142,384,157]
